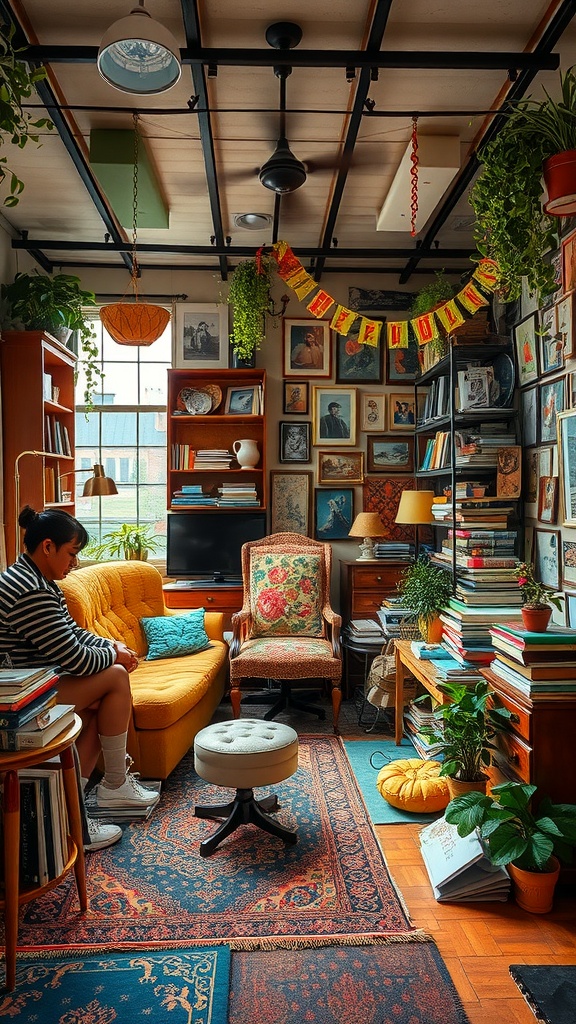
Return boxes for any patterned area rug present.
[509,965,576,1024]
[2,946,231,1023]
[344,739,444,825]
[229,944,471,1024]
[16,736,417,948]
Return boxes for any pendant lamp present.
[99,115,171,346]
[98,0,181,96]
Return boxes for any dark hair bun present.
[18,505,38,529]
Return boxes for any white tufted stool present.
[193,719,299,856]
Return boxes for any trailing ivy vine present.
[227,255,274,361]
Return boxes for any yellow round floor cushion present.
[376,758,450,813]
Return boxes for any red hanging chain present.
[410,115,419,237]
[255,245,264,274]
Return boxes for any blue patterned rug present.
[1,946,230,1022]
[344,739,443,824]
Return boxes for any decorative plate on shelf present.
[200,383,223,411]
[490,352,515,407]
[178,387,212,415]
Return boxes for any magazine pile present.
[419,815,510,902]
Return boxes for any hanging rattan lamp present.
[99,114,170,346]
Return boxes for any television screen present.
[166,512,267,581]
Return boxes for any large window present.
[74,314,171,559]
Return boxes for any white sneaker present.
[96,773,158,809]
[84,818,123,852]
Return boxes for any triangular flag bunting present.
[436,299,466,334]
[357,317,382,347]
[307,289,335,318]
[473,258,500,289]
[411,312,439,345]
[458,281,489,314]
[387,321,409,349]
[330,305,358,335]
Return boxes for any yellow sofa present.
[59,560,228,780]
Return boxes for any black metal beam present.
[22,45,560,72]
[57,260,470,275]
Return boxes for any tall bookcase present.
[1,331,77,563]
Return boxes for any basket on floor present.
[365,640,417,710]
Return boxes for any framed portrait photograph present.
[556,291,574,358]
[314,487,354,540]
[335,325,383,384]
[388,392,416,432]
[557,408,576,526]
[283,319,331,377]
[386,333,420,384]
[279,421,311,463]
[360,392,386,432]
[283,380,309,414]
[513,314,538,386]
[539,377,566,443]
[367,435,414,473]
[563,539,576,587]
[317,450,364,485]
[520,385,538,446]
[270,471,312,536]
[539,305,565,376]
[538,476,559,524]
[534,527,561,591]
[172,303,229,369]
[312,386,357,446]
[224,385,259,414]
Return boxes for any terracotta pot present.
[521,606,551,632]
[419,614,443,644]
[446,775,488,801]
[543,150,576,215]
[508,856,560,914]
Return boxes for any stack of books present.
[0,666,67,750]
[217,482,259,506]
[454,422,517,468]
[486,622,576,698]
[377,603,414,637]
[440,529,518,571]
[19,762,70,886]
[373,542,414,560]
[419,816,510,902]
[403,696,444,759]
[439,601,520,666]
[195,449,234,469]
[348,619,386,640]
[171,484,217,507]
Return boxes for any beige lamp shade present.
[395,490,434,524]
[349,512,386,538]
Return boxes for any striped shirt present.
[0,554,115,676]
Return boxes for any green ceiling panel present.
[89,129,169,230]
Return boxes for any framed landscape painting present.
[317,450,364,485]
[270,471,312,536]
[314,487,354,540]
[367,435,414,473]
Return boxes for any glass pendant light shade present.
[98,2,182,95]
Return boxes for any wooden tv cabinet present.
[163,582,243,628]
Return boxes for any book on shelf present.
[19,779,41,886]
[489,635,576,665]
[85,780,162,821]
[491,651,576,680]
[488,659,576,695]
[19,763,69,883]
[0,704,75,750]
[419,817,510,903]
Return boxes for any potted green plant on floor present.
[87,524,160,561]
[227,254,275,365]
[470,65,576,302]
[513,561,564,632]
[397,555,452,642]
[419,679,512,799]
[445,782,576,913]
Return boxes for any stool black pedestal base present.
[195,789,298,857]
[242,679,326,721]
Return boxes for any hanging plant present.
[227,254,274,362]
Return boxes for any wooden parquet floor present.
[375,822,576,1024]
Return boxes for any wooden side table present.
[0,716,87,991]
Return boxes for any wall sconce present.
[98,0,182,96]
[348,511,386,561]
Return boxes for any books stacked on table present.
[217,482,259,506]
[171,484,218,506]
[19,761,71,886]
[403,696,444,759]
[419,816,510,903]
[486,622,576,697]
[85,780,162,822]
[0,666,65,750]
[377,604,414,637]
[348,618,386,640]
[373,542,414,560]
[439,600,521,667]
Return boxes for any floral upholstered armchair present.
[229,533,342,731]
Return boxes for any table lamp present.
[348,512,386,561]
[395,489,434,556]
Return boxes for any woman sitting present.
[0,506,157,851]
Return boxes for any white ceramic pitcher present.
[233,438,260,468]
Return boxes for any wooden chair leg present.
[331,681,342,735]
[230,682,241,719]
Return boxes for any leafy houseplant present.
[470,65,576,302]
[397,556,452,641]
[408,272,456,363]
[0,23,53,206]
[0,270,103,408]
[87,524,160,561]
[227,254,274,363]
[513,560,564,631]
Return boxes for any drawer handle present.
[376,576,382,582]
[206,596,214,602]
[507,752,519,766]
[510,713,520,724]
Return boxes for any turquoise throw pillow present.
[141,609,210,661]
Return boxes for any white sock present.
[81,777,89,792]
[99,732,128,788]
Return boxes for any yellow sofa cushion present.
[128,645,226,730]
[376,758,450,813]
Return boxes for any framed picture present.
[312,386,357,446]
[564,591,576,627]
[557,408,576,526]
[314,487,354,540]
[538,476,559,524]
[363,476,416,542]
[270,471,312,536]
[520,385,538,446]
[360,392,386,432]
[283,380,309,414]
[386,333,420,383]
[317,450,364,485]
[562,229,576,293]
[388,392,416,432]
[520,277,539,320]
[569,372,576,409]
[513,314,538,386]
[335,325,383,384]
[172,303,229,369]
[496,445,522,498]
[541,247,563,307]
[556,292,574,358]
[283,319,331,377]
[539,377,565,443]
[224,385,259,414]
[279,421,311,463]
[534,527,561,591]
[538,305,564,376]
[367,435,414,473]
[563,539,576,586]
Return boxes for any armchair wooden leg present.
[331,681,342,735]
[230,683,241,719]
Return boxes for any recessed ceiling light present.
[233,213,273,230]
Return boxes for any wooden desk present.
[394,639,451,745]
[0,716,87,991]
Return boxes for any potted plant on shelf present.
[87,524,160,562]
[445,782,576,913]
[0,270,102,408]
[470,64,576,302]
[418,679,512,799]
[397,555,452,642]
[513,560,564,632]
[227,254,274,366]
